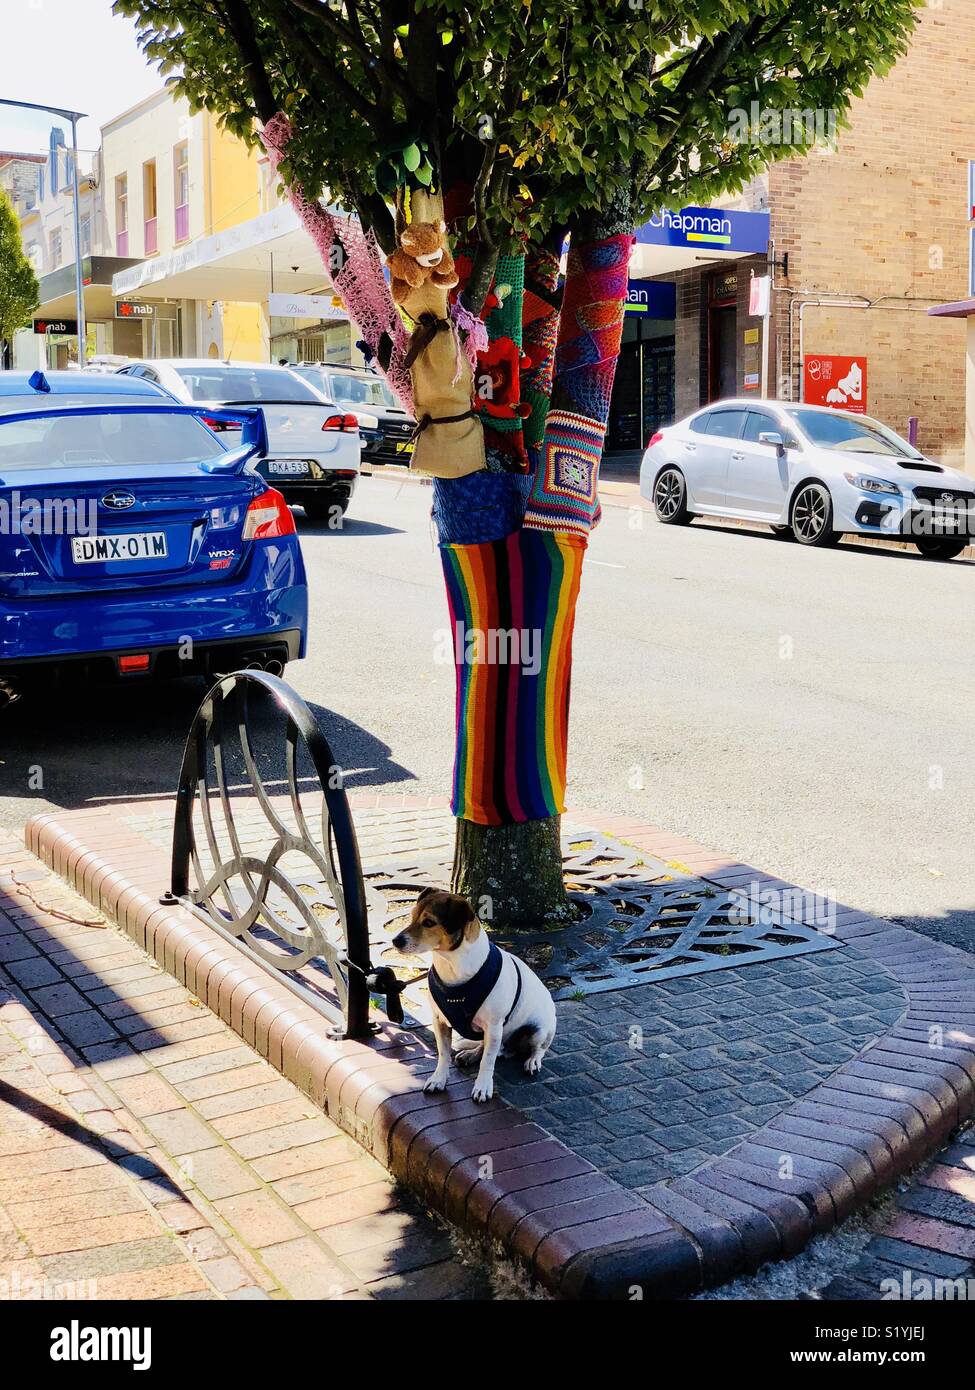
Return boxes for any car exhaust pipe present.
[264,658,284,677]
[0,678,22,711]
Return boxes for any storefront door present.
[708,270,738,402]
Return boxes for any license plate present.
[267,460,309,476]
[72,532,168,564]
[395,440,414,454]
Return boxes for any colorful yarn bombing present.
[524,410,605,538]
[524,232,633,534]
[440,527,585,825]
[521,244,562,461]
[260,113,414,413]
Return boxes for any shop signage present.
[268,292,346,320]
[115,300,155,319]
[743,372,760,391]
[636,205,770,255]
[803,355,867,413]
[33,318,77,335]
[743,327,760,345]
[748,274,771,317]
[624,280,676,318]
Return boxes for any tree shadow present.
[0,678,415,812]
[295,515,405,538]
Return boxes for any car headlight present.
[843,473,901,496]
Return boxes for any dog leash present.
[340,954,424,1025]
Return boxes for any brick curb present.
[23,796,975,1298]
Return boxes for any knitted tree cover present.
[521,244,563,467]
[260,113,414,413]
[523,232,633,535]
[440,527,585,825]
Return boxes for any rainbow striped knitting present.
[441,528,586,825]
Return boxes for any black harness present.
[428,940,523,1041]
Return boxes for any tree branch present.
[219,0,278,123]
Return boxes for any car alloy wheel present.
[791,482,839,547]
[653,467,691,525]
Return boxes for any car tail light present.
[119,654,150,674]
[201,414,245,432]
[322,413,359,432]
[243,489,297,540]
[647,431,664,448]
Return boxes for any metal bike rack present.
[169,670,372,1038]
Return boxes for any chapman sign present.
[636,205,770,255]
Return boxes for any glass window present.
[689,412,711,434]
[704,409,746,439]
[115,174,127,231]
[327,374,396,408]
[48,229,62,269]
[173,366,322,404]
[742,411,779,443]
[0,410,225,469]
[786,408,921,458]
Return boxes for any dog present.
[391,888,556,1102]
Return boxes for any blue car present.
[0,372,307,699]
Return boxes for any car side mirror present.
[758,430,786,458]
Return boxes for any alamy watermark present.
[434,622,542,677]
[0,492,96,536]
[726,100,837,149]
[727,880,837,934]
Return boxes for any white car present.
[118,359,363,519]
[640,400,975,561]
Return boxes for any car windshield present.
[326,374,396,409]
[174,366,320,404]
[786,408,922,459]
[0,410,226,469]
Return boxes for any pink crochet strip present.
[450,299,489,382]
[260,113,414,413]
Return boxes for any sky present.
[0,0,163,153]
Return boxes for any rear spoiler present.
[0,402,269,474]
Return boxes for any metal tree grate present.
[195,825,841,1026]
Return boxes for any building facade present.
[609,4,975,475]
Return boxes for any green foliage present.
[0,188,39,344]
[114,0,921,245]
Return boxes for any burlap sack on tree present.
[400,276,486,478]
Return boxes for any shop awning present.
[928,299,975,318]
[36,255,141,320]
[111,205,329,303]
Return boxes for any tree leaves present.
[115,0,921,245]
[0,188,39,344]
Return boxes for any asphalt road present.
[2,472,973,952]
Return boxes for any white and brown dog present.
[392,888,556,1102]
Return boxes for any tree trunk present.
[453,815,574,929]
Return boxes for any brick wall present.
[768,5,974,469]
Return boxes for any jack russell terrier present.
[392,888,557,1102]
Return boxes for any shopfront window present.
[174,142,189,242]
[115,174,128,257]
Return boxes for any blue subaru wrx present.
[0,372,307,699]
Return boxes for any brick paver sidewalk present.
[821,1126,975,1300]
[0,835,488,1301]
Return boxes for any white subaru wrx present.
[640,400,975,560]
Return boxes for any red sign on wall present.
[803,355,867,413]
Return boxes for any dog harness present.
[428,941,523,1041]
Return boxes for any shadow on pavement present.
[0,676,416,816]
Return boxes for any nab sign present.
[115,301,155,319]
[33,319,77,335]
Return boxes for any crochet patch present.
[523,411,605,536]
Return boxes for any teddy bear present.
[387,220,458,303]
